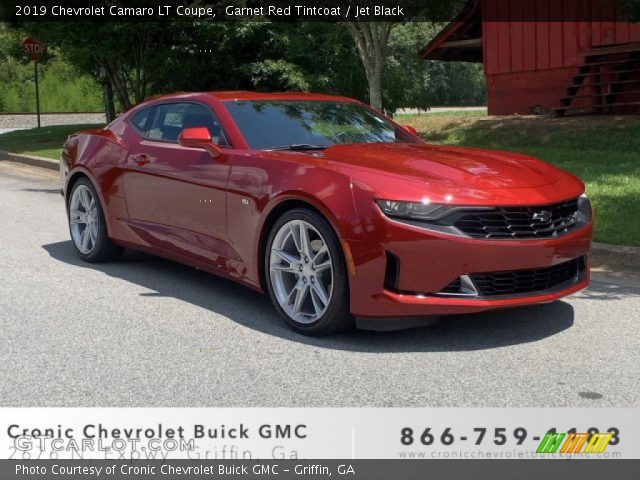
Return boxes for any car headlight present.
[375,200,481,236]
[375,200,455,221]
[577,193,592,224]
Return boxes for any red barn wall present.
[482,0,640,115]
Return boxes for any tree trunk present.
[367,71,382,111]
[362,57,384,110]
[99,58,132,111]
[100,67,116,123]
[345,21,394,111]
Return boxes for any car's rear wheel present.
[265,209,353,335]
[68,177,123,263]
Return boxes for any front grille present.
[454,199,580,239]
[451,257,585,297]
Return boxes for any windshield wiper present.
[267,144,328,151]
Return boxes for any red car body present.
[60,92,592,323]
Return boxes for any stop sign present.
[22,36,43,62]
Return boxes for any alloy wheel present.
[69,184,99,255]
[269,219,334,324]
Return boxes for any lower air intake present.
[441,257,586,297]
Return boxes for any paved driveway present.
[0,161,638,407]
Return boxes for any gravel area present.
[0,113,106,129]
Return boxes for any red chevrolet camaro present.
[60,91,592,335]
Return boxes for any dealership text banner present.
[2,409,638,478]
[2,408,638,459]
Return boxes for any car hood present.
[320,143,561,190]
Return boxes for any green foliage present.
[384,23,486,111]
[230,22,485,113]
[250,59,311,91]
[156,21,313,93]
[0,54,102,112]
[18,22,170,109]
[1,20,486,113]
[269,22,367,99]
[0,25,102,112]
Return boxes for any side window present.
[130,107,154,136]
[146,103,228,145]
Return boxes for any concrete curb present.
[1,148,639,273]
[591,241,640,274]
[0,149,58,171]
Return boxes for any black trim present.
[383,251,400,291]
[438,256,587,299]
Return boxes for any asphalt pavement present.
[0,161,638,407]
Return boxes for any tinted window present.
[130,107,153,135]
[224,100,416,149]
[145,103,227,145]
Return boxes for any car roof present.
[207,91,358,102]
[136,91,360,109]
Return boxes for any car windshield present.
[223,99,418,150]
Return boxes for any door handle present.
[130,154,150,166]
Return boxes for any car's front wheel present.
[68,177,124,263]
[265,209,353,335]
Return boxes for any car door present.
[122,102,231,268]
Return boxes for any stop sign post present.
[21,37,43,128]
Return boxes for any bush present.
[0,55,102,113]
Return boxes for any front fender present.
[226,152,364,290]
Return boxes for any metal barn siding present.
[422,0,640,115]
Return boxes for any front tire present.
[67,177,123,263]
[265,209,353,335]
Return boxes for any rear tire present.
[67,177,124,263]
[265,208,353,335]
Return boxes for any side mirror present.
[403,125,418,136]
[178,127,223,157]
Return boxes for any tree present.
[16,22,169,112]
[4,11,485,116]
[30,22,168,110]
[343,0,467,111]
[384,22,485,111]
[344,20,393,110]
[271,22,367,99]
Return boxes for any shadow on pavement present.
[21,188,61,194]
[577,276,640,301]
[43,240,579,353]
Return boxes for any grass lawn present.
[1,115,638,245]
[0,124,104,160]
[394,113,640,246]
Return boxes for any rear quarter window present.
[130,107,154,136]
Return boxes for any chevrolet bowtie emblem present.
[532,210,552,222]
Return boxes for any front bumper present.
[347,213,593,318]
